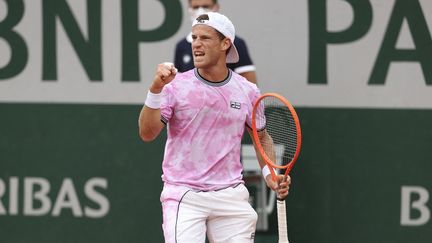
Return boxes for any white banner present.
[0,0,431,108]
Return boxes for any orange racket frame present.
[251,93,302,181]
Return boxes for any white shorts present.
[161,184,257,243]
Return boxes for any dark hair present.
[213,29,231,55]
[215,29,226,41]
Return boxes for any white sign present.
[0,0,431,108]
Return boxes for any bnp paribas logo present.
[230,101,241,109]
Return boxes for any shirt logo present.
[230,101,241,109]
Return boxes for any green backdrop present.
[1,104,430,242]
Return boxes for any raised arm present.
[138,63,177,142]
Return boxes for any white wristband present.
[145,90,161,109]
[262,166,276,179]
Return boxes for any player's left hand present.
[265,174,291,200]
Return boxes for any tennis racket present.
[251,93,302,243]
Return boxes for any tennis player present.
[139,12,290,243]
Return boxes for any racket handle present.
[277,199,289,243]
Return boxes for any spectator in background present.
[174,0,258,83]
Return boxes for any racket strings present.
[258,97,298,167]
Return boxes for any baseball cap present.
[192,12,239,63]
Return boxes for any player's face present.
[191,25,227,68]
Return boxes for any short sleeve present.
[254,100,266,131]
[160,85,174,124]
[245,85,262,129]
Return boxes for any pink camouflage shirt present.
[159,68,261,192]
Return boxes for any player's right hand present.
[150,62,178,93]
